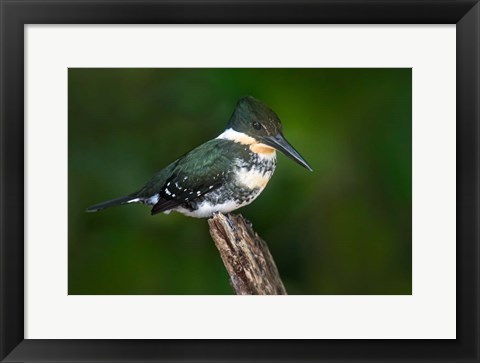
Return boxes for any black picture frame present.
[1,1,479,362]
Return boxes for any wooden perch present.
[208,213,287,295]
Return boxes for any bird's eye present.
[252,121,262,130]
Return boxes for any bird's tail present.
[86,195,138,212]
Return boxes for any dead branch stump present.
[207,213,287,295]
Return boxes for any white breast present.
[234,152,276,190]
[235,167,274,190]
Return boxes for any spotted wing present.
[150,175,223,215]
[149,140,232,215]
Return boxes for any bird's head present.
[225,96,313,171]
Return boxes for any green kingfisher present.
[86,96,312,218]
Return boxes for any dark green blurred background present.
[68,68,411,295]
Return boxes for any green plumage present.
[138,139,252,215]
[139,139,245,197]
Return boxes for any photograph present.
[3,0,479,361]
[68,68,412,295]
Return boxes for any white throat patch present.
[216,128,256,145]
[217,128,276,156]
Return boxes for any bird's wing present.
[144,139,234,215]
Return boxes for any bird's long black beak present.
[260,134,313,172]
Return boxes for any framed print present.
[1,1,479,362]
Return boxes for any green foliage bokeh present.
[68,68,411,295]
